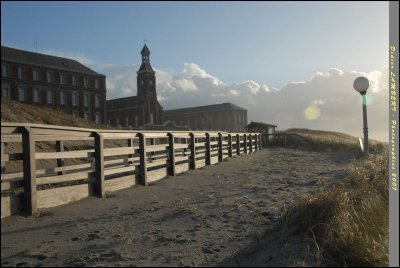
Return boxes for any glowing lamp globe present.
[353,77,369,95]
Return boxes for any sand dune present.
[1,148,357,267]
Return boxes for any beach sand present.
[1,148,356,267]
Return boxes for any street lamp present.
[353,76,369,154]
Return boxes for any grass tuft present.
[284,151,389,266]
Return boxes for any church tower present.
[136,44,162,125]
[137,44,156,98]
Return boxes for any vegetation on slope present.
[271,128,386,153]
[1,98,109,129]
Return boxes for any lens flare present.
[304,105,321,120]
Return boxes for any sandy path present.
[1,148,356,267]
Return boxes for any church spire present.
[138,44,154,73]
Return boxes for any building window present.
[150,113,154,124]
[96,113,101,124]
[47,71,52,82]
[1,83,10,98]
[84,112,90,121]
[72,110,79,117]
[18,67,24,79]
[32,69,38,81]
[135,116,138,127]
[2,64,8,77]
[72,92,78,106]
[72,76,77,86]
[95,95,101,108]
[84,94,89,107]
[95,79,99,89]
[60,91,65,106]
[149,80,153,85]
[47,90,53,104]
[209,116,213,123]
[116,118,120,126]
[125,117,129,127]
[84,77,88,87]
[60,73,65,84]
[33,88,39,103]
[18,86,25,102]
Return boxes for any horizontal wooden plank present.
[105,175,136,192]
[1,193,24,218]
[37,171,94,185]
[34,128,93,137]
[147,159,168,168]
[34,135,94,142]
[175,155,189,162]
[195,142,207,147]
[147,144,169,152]
[37,183,94,209]
[1,180,24,191]
[104,165,137,176]
[1,153,23,162]
[104,146,139,157]
[1,134,22,143]
[101,132,138,139]
[150,154,168,161]
[104,157,139,166]
[1,172,24,182]
[147,168,168,183]
[175,163,189,174]
[35,150,95,160]
[143,133,169,138]
[174,144,189,150]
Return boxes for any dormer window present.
[140,80,144,85]
[149,80,153,85]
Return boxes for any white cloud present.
[101,62,389,142]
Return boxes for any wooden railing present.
[1,123,261,218]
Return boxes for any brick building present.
[1,46,107,124]
[106,44,163,128]
[163,102,248,132]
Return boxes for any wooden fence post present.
[236,134,240,155]
[218,133,223,162]
[228,134,233,157]
[243,134,247,154]
[254,134,258,151]
[1,142,5,174]
[94,132,105,198]
[190,133,196,170]
[22,127,37,215]
[128,138,134,164]
[56,140,65,175]
[249,134,253,153]
[259,134,262,150]
[138,133,148,185]
[168,133,175,176]
[205,133,211,165]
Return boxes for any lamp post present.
[353,76,369,154]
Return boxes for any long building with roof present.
[1,46,107,124]
[163,102,248,132]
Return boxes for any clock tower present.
[136,44,162,125]
[137,44,156,98]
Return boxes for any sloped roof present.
[246,121,277,128]
[141,44,151,56]
[164,102,247,115]
[106,96,145,110]
[1,46,102,76]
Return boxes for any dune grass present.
[271,128,386,153]
[283,150,389,266]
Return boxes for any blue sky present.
[1,1,390,141]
